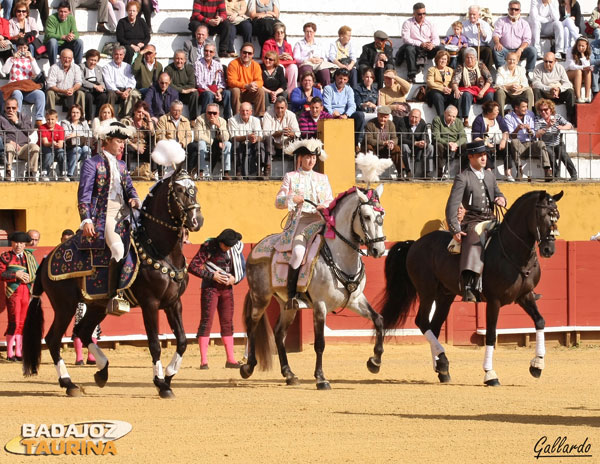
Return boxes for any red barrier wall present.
[1,240,599,350]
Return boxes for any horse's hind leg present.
[516,291,546,378]
[44,292,80,396]
[76,303,110,388]
[482,300,501,386]
[417,292,453,383]
[161,300,187,397]
[313,301,330,390]
[273,304,299,385]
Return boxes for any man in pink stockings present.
[0,231,38,361]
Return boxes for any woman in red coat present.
[262,21,297,94]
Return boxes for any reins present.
[494,201,543,279]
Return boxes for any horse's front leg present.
[483,300,501,386]
[141,303,172,398]
[313,301,330,390]
[163,299,187,395]
[273,304,300,385]
[517,291,546,378]
[365,301,384,374]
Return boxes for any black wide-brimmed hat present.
[9,231,31,243]
[466,140,487,156]
[216,228,242,247]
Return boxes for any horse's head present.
[535,190,562,258]
[354,184,386,258]
[169,169,203,232]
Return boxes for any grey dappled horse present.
[241,185,387,390]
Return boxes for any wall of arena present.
[1,240,600,351]
[1,120,600,247]
[2,119,600,349]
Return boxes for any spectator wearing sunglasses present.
[492,1,537,75]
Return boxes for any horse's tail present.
[243,292,274,371]
[380,241,417,332]
[23,259,46,376]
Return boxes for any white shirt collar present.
[470,165,485,179]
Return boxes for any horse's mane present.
[502,190,546,223]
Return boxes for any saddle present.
[48,231,139,302]
[447,220,497,254]
[248,231,324,293]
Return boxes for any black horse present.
[22,168,203,398]
[380,190,562,386]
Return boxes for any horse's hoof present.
[529,366,543,378]
[366,357,381,374]
[159,388,175,399]
[485,378,501,386]
[240,364,254,379]
[94,362,109,388]
[285,376,299,386]
[316,381,331,390]
[435,353,450,383]
[438,373,451,383]
[66,386,82,397]
[164,374,174,387]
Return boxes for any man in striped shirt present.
[297,97,332,139]
[188,0,232,58]
[195,41,232,118]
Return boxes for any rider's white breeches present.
[106,199,125,262]
[290,213,320,269]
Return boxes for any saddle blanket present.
[447,220,496,254]
[48,233,139,300]
[249,233,323,292]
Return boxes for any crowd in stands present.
[1,0,598,182]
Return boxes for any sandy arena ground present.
[1,342,599,464]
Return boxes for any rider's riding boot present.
[106,258,130,315]
[285,265,301,310]
[461,270,479,303]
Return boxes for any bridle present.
[309,188,386,256]
[496,195,559,278]
[138,171,200,234]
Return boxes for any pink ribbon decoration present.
[321,187,385,239]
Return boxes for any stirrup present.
[285,295,300,311]
[462,289,477,303]
[106,295,130,316]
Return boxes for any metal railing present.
[2,128,600,182]
[357,129,600,182]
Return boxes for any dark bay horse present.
[22,168,203,398]
[380,190,562,386]
[241,186,387,390]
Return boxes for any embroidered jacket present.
[189,239,246,289]
[275,169,333,213]
[77,153,139,249]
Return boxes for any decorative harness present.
[133,171,200,282]
[306,187,386,309]
[495,197,560,278]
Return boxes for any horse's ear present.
[356,188,368,203]
[175,161,186,173]
[375,183,384,199]
[553,190,564,202]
